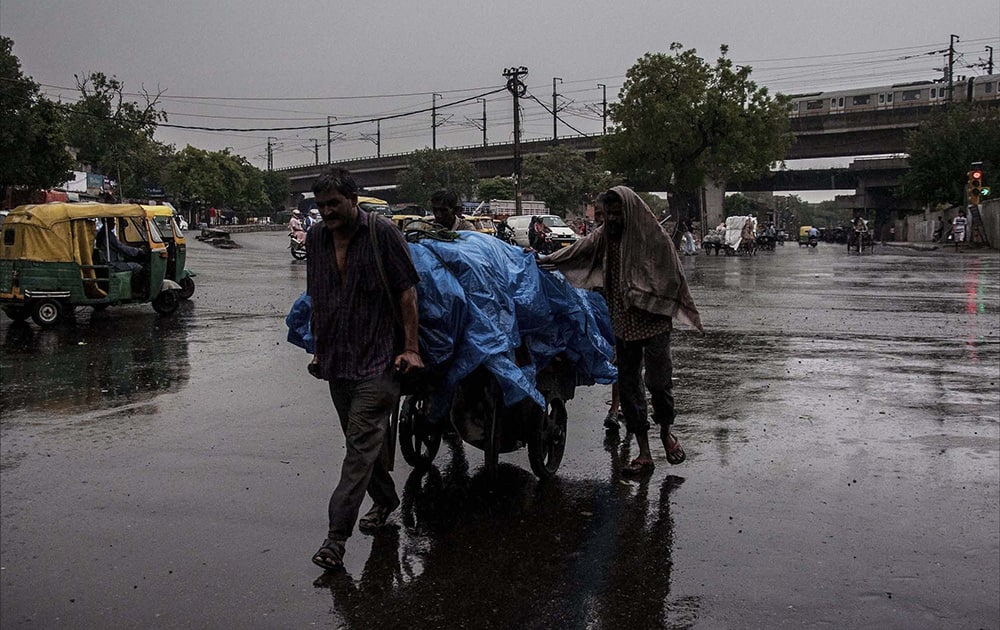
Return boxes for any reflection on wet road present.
[1,234,997,629]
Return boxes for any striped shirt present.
[306,210,419,381]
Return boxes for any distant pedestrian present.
[952,209,968,251]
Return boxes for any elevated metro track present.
[279,102,995,197]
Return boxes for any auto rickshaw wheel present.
[2,305,29,323]
[152,289,180,315]
[527,395,567,480]
[179,276,195,299]
[30,299,63,328]
[399,395,441,468]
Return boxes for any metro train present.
[788,73,999,117]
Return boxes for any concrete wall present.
[904,199,999,248]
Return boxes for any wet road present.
[2,233,998,629]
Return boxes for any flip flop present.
[664,433,686,465]
[622,457,654,476]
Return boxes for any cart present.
[397,349,578,480]
[286,224,616,481]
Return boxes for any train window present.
[792,102,799,112]
[852,95,871,106]
[887,94,893,103]
[901,90,922,102]
[806,99,824,110]
[831,98,836,108]
[930,88,937,99]
[879,94,885,104]
[838,97,844,107]
[986,83,994,94]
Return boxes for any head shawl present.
[544,185,703,332]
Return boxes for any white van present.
[505,214,579,249]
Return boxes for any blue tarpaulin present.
[286,231,616,413]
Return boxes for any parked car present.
[504,214,579,249]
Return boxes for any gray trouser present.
[616,330,675,435]
[326,371,399,541]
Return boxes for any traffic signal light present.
[969,169,983,204]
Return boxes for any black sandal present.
[311,539,345,572]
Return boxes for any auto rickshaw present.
[468,216,497,236]
[798,225,818,248]
[0,203,183,327]
[145,205,196,299]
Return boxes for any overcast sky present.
[2,0,999,181]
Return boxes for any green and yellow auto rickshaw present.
[145,205,196,299]
[0,203,183,327]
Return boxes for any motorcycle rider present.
[289,209,307,245]
[529,216,554,254]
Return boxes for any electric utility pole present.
[432,93,442,150]
[477,98,488,147]
[311,139,319,165]
[552,77,562,141]
[326,116,336,163]
[267,137,275,171]
[986,46,994,74]
[597,83,607,134]
[504,66,528,215]
[949,34,959,101]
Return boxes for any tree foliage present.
[522,145,619,216]
[64,72,170,199]
[395,149,478,207]
[167,146,272,212]
[899,103,1000,206]
[600,43,792,217]
[0,36,74,192]
[261,170,292,212]
[476,176,515,201]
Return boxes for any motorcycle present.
[289,232,307,260]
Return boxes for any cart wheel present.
[152,289,180,315]
[30,299,63,328]
[179,276,195,299]
[528,396,567,480]
[399,395,440,468]
[290,246,307,261]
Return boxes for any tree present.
[601,43,792,220]
[476,176,515,201]
[722,192,765,217]
[523,145,619,216]
[395,149,478,207]
[65,72,169,199]
[166,146,275,214]
[262,170,291,213]
[899,103,1000,207]
[0,36,74,196]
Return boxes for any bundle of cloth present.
[287,230,616,419]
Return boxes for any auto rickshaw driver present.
[96,217,147,294]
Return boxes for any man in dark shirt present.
[306,167,423,572]
[429,189,474,231]
[96,218,143,273]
